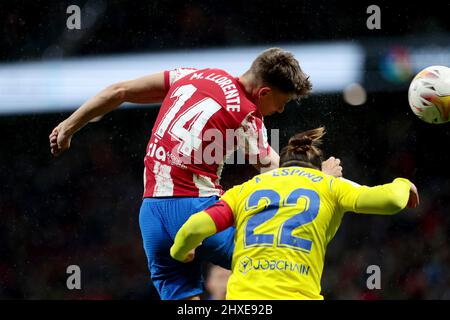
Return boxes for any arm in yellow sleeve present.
[354,178,411,215]
[170,211,217,263]
[333,177,412,215]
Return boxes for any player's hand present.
[407,182,419,208]
[170,246,196,263]
[183,249,196,263]
[49,123,72,157]
[321,157,343,177]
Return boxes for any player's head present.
[243,48,312,116]
[279,127,325,170]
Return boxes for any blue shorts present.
[139,196,235,300]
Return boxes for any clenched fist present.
[49,123,72,157]
[321,156,343,177]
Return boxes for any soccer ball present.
[408,65,450,124]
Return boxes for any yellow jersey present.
[218,166,410,300]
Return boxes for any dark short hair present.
[248,48,312,100]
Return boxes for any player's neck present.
[238,74,258,103]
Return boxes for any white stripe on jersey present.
[193,174,221,197]
[169,68,197,86]
[143,167,147,191]
[329,177,362,192]
[152,161,174,197]
[340,177,362,187]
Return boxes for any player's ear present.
[257,86,272,98]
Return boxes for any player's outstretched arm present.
[355,179,419,214]
[49,72,166,157]
[170,211,218,263]
[336,178,419,215]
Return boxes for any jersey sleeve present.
[332,177,411,215]
[163,68,198,90]
[203,200,234,232]
[170,211,217,262]
[236,112,271,161]
[330,177,363,213]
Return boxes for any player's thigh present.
[139,199,168,260]
[151,254,204,300]
[139,197,196,257]
[138,198,206,300]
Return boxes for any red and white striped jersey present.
[143,68,271,198]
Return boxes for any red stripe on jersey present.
[204,200,234,232]
[163,70,170,91]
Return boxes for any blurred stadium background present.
[1,0,450,299]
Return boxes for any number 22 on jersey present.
[244,188,320,253]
